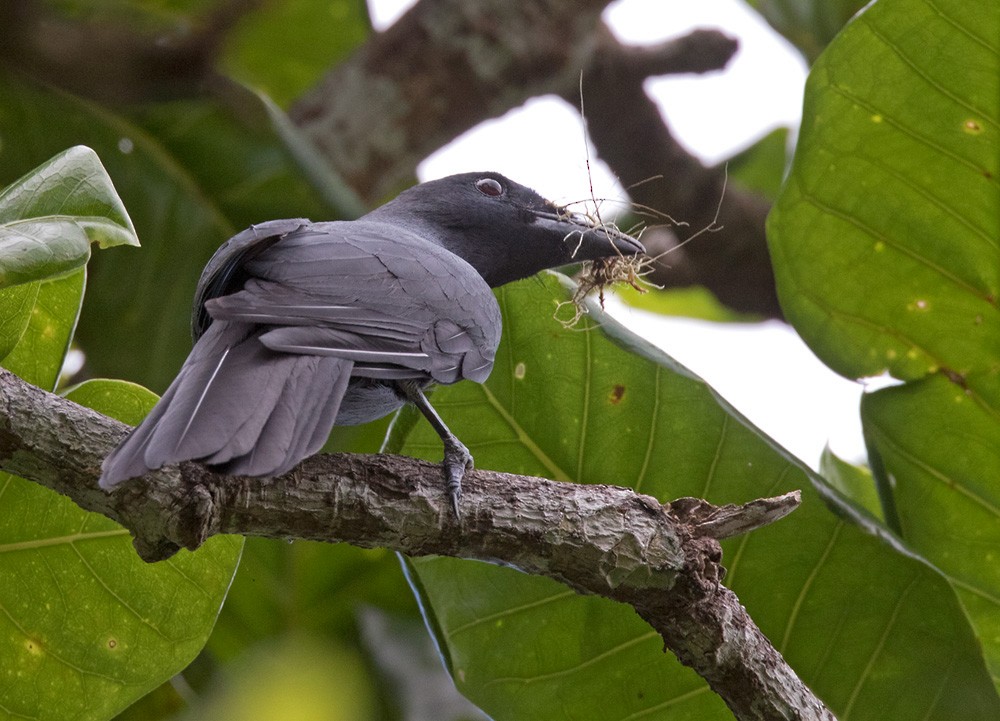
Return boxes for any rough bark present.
[0,367,833,721]
[291,0,615,202]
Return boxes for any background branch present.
[2,0,781,319]
[0,367,829,720]
[568,27,780,318]
[292,0,780,317]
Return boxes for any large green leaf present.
[767,0,1000,692]
[767,1,999,383]
[0,146,138,288]
[0,146,132,383]
[0,148,240,718]
[393,274,998,720]
[0,373,241,721]
[0,71,340,392]
[862,373,1000,684]
[0,458,241,721]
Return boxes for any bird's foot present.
[442,439,473,518]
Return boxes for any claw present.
[443,439,473,518]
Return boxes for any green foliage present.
[221,0,371,107]
[394,275,997,720]
[0,149,241,721]
[0,0,996,719]
[769,0,1000,700]
[616,284,757,321]
[0,146,138,288]
[208,538,416,664]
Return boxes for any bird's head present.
[366,172,645,288]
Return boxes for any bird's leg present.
[398,381,471,517]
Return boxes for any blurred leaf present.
[614,285,757,321]
[0,71,341,392]
[0,379,241,721]
[128,85,346,229]
[31,0,214,31]
[182,636,377,721]
[112,680,186,721]
[222,0,371,108]
[818,445,882,522]
[768,0,1000,694]
[0,146,138,288]
[717,127,790,200]
[392,274,999,720]
[745,0,870,62]
[253,90,367,219]
[205,534,483,719]
[208,538,417,664]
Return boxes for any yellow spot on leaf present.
[514,362,526,380]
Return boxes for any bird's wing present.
[204,222,502,384]
[192,219,311,340]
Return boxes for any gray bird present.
[99,172,644,513]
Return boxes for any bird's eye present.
[475,178,504,197]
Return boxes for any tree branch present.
[0,367,833,720]
[290,0,617,203]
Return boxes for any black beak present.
[531,208,645,262]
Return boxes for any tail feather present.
[216,354,351,476]
[99,321,353,488]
